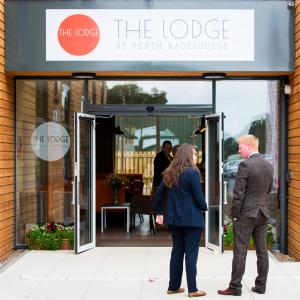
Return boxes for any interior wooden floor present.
[96,212,205,247]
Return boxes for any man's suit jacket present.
[154,167,207,228]
[153,151,172,187]
[231,153,274,219]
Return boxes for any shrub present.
[26,223,74,250]
[224,223,234,247]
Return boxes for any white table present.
[101,203,130,233]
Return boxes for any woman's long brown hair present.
[162,143,199,188]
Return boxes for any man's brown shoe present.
[188,290,206,297]
[251,287,265,294]
[167,288,185,294]
[217,288,242,296]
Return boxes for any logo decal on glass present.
[31,122,70,161]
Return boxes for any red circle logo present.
[58,14,100,56]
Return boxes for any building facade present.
[0,0,299,260]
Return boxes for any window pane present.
[89,80,212,105]
[79,117,93,246]
[207,118,220,246]
[216,80,280,243]
[16,80,83,245]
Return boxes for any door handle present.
[71,181,75,205]
[224,181,228,205]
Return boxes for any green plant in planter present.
[26,223,74,250]
[224,222,274,249]
[266,224,274,246]
[224,223,234,247]
[56,224,74,248]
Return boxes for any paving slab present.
[0,248,299,300]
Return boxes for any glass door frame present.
[205,112,224,253]
[13,77,286,253]
[74,112,96,253]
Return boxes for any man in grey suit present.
[218,135,273,296]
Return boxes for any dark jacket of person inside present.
[152,140,172,188]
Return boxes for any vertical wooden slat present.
[0,0,15,262]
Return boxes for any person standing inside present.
[218,135,273,296]
[155,144,207,298]
[153,140,172,189]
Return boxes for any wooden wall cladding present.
[0,0,15,262]
[288,0,300,260]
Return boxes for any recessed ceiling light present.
[202,73,226,80]
[72,72,96,79]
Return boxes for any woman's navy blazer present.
[154,167,207,228]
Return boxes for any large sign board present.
[46,9,254,62]
[5,1,294,72]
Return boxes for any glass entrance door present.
[205,113,224,253]
[74,113,96,253]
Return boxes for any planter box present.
[26,237,73,250]
[60,239,73,250]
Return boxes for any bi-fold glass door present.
[74,110,224,253]
[205,113,224,253]
[74,113,96,253]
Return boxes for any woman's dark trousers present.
[169,226,202,293]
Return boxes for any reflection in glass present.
[216,80,279,243]
[89,80,212,105]
[207,118,220,246]
[16,80,84,245]
[79,118,93,246]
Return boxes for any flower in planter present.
[105,174,129,205]
[46,222,57,232]
[56,224,74,248]
[105,174,129,190]
[26,223,74,250]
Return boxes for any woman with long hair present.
[155,143,207,298]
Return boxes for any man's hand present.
[156,215,164,225]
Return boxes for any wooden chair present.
[125,178,144,202]
[130,195,155,234]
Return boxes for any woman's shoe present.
[188,290,206,297]
[167,287,185,294]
